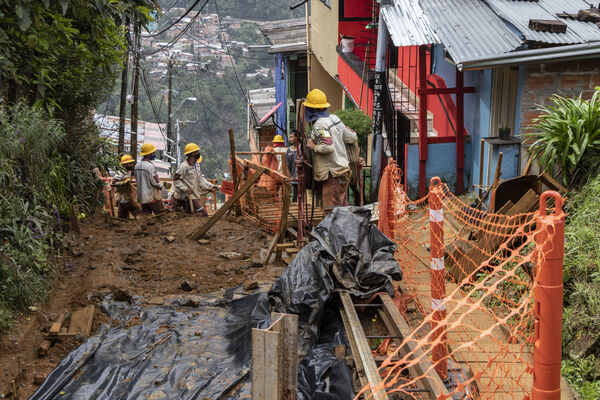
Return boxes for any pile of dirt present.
[0,211,283,399]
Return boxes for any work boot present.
[196,207,208,217]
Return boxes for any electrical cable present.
[213,0,249,102]
[144,0,202,37]
[139,0,209,56]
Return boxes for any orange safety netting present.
[362,160,565,400]
[236,157,286,234]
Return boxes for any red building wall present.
[337,54,374,116]
[337,0,376,69]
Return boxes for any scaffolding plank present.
[339,292,389,400]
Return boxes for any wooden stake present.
[479,139,485,198]
[188,167,265,240]
[229,128,241,216]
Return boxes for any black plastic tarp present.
[32,206,402,399]
[268,207,402,353]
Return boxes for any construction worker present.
[271,134,287,174]
[111,154,141,219]
[173,143,217,216]
[259,137,281,193]
[304,88,357,213]
[286,132,298,202]
[133,143,165,215]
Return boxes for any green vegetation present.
[561,169,600,397]
[0,0,158,329]
[0,104,117,330]
[527,88,600,187]
[334,108,372,149]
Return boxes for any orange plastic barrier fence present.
[363,160,565,400]
[235,158,286,234]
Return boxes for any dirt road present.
[0,211,283,399]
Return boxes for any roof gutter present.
[458,41,600,71]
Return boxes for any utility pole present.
[130,22,141,159]
[118,20,130,155]
[166,55,174,160]
[370,6,389,201]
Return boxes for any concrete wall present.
[310,0,339,77]
[310,54,344,111]
[405,141,473,199]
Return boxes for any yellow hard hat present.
[196,155,203,163]
[303,89,331,109]
[272,134,284,143]
[140,143,157,156]
[120,154,135,165]
[184,142,201,156]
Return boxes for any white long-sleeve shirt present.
[310,114,357,181]
[133,160,163,204]
[173,160,215,200]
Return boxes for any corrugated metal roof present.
[258,18,307,54]
[420,0,523,64]
[382,0,439,47]
[485,0,600,44]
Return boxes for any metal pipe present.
[370,4,389,200]
[333,74,359,108]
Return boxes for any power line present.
[144,0,202,37]
[139,0,209,56]
[213,0,249,103]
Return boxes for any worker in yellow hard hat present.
[271,134,288,174]
[111,154,141,219]
[133,143,165,215]
[303,88,358,214]
[173,142,217,216]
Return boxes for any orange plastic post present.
[532,191,565,400]
[429,176,448,379]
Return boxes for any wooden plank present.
[264,232,280,265]
[68,305,95,337]
[264,329,281,399]
[276,184,292,262]
[228,128,241,216]
[338,300,370,392]
[449,189,538,281]
[538,172,568,195]
[39,313,66,355]
[269,313,298,400]
[379,294,450,400]
[339,292,389,400]
[237,156,287,183]
[252,328,266,400]
[189,167,265,239]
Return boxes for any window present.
[320,0,331,8]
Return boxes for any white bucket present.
[341,36,355,53]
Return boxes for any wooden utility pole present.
[118,20,130,155]
[228,128,241,215]
[130,22,141,159]
[166,56,174,159]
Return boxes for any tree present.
[0,0,157,117]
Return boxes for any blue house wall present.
[429,44,494,190]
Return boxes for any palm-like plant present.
[527,88,600,186]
